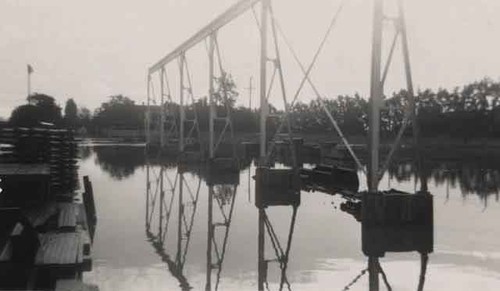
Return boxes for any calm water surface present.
[78,145,500,290]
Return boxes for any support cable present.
[379,0,418,182]
[341,268,368,291]
[376,260,392,291]
[266,3,297,169]
[264,1,366,172]
[381,30,400,87]
[273,14,365,172]
[251,4,261,31]
[212,35,239,162]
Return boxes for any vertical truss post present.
[146,74,151,147]
[160,68,166,148]
[146,158,150,228]
[368,0,383,194]
[177,172,184,265]
[257,208,265,291]
[205,186,214,291]
[259,0,269,163]
[398,0,425,192]
[377,0,419,181]
[159,166,165,238]
[179,53,186,153]
[368,0,383,290]
[209,33,216,159]
[368,256,380,291]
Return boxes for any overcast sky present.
[1,0,499,119]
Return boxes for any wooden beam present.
[148,0,261,74]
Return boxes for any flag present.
[27,64,34,74]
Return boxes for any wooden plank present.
[58,203,77,231]
[0,163,50,175]
[23,202,58,227]
[75,204,87,226]
[55,279,98,291]
[10,222,23,236]
[0,240,13,262]
[35,232,81,266]
[76,226,91,256]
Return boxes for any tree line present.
[7,77,500,139]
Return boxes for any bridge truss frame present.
[146,0,421,290]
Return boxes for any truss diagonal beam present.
[149,0,261,74]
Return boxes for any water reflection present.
[75,144,500,290]
[255,167,301,291]
[86,144,500,207]
[206,173,238,291]
[94,146,147,180]
[145,158,243,290]
[388,158,500,204]
[145,164,201,290]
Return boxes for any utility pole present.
[246,77,254,109]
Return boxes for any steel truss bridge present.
[145,0,432,290]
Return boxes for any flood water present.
[78,144,500,291]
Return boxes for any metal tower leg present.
[209,34,216,160]
[259,0,269,163]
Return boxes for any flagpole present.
[28,72,31,97]
[27,64,32,98]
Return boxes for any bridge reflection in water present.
[140,148,435,291]
[145,155,241,291]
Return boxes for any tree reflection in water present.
[93,146,146,180]
[387,151,500,204]
[89,144,500,205]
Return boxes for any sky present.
[1,0,500,119]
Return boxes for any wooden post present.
[83,176,97,239]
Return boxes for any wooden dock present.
[0,177,96,290]
[0,127,97,290]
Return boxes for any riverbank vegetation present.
[6,77,500,139]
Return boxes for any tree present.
[9,93,62,126]
[64,98,78,128]
[213,73,238,108]
[93,95,143,129]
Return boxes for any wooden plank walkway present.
[55,279,98,291]
[35,232,81,266]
